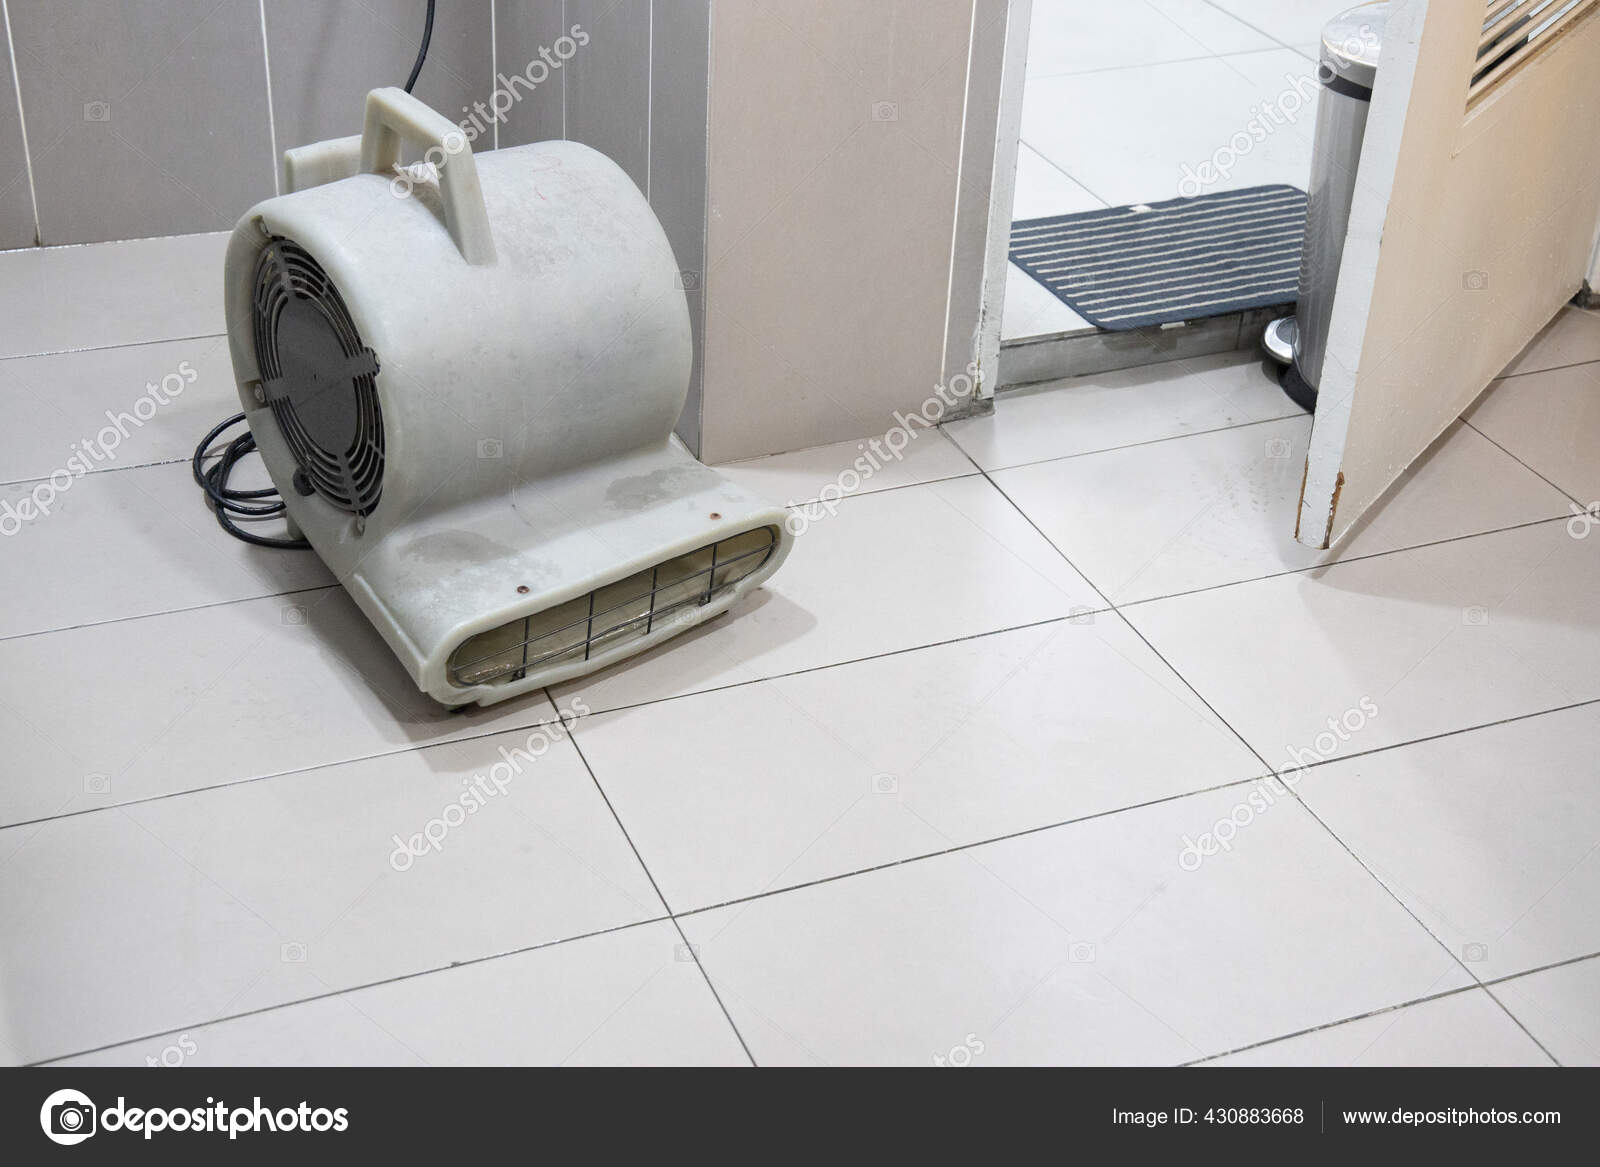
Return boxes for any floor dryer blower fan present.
[222,87,793,707]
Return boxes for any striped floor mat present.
[1010,184,1307,331]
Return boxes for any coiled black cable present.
[192,413,310,549]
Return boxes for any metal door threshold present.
[997,306,1290,395]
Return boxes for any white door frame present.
[971,0,1032,404]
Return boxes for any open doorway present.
[996,1,1349,387]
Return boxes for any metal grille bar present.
[447,526,779,688]
[1470,0,1597,107]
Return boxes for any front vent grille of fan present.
[251,238,385,516]
[447,526,781,688]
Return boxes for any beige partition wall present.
[497,0,1008,463]
[696,0,1008,463]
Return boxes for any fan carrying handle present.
[359,87,496,266]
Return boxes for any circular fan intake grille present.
[251,239,384,516]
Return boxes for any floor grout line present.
[1,393,1589,851]
[33,792,1600,1067]
[1183,982,1487,1066]
[1113,513,1577,612]
[665,913,757,1067]
[561,715,676,919]
[1289,793,1551,1059]
[563,716,757,1066]
[9,330,1599,1064]
[13,578,1597,1062]
[3,509,1591,835]
[1197,0,1307,58]
[1492,351,1600,382]
[1024,41,1298,85]
[9,204,1600,1070]
[949,400,1585,1066]
[669,773,1277,920]
[1483,947,1600,990]
[946,424,1282,775]
[954,409,1307,477]
[0,453,198,490]
[0,694,567,831]
[14,691,1598,925]
[0,581,342,647]
[1481,983,1566,1066]
[0,402,1577,645]
[1190,948,1600,1066]
[773,468,982,510]
[0,329,228,364]
[27,914,674,1067]
[1462,416,1588,511]
[1020,137,1115,210]
[0,418,1134,641]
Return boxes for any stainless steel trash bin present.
[1276,1,1388,412]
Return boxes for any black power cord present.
[193,413,310,549]
[404,0,437,93]
[194,2,438,550]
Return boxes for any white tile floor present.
[1,231,1598,1068]
[1003,1,1330,341]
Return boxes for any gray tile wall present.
[5,0,277,246]
[497,0,713,453]
[495,0,567,146]
[503,1,711,273]
[0,0,713,450]
[0,0,504,246]
[264,0,494,166]
[565,0,650,189]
